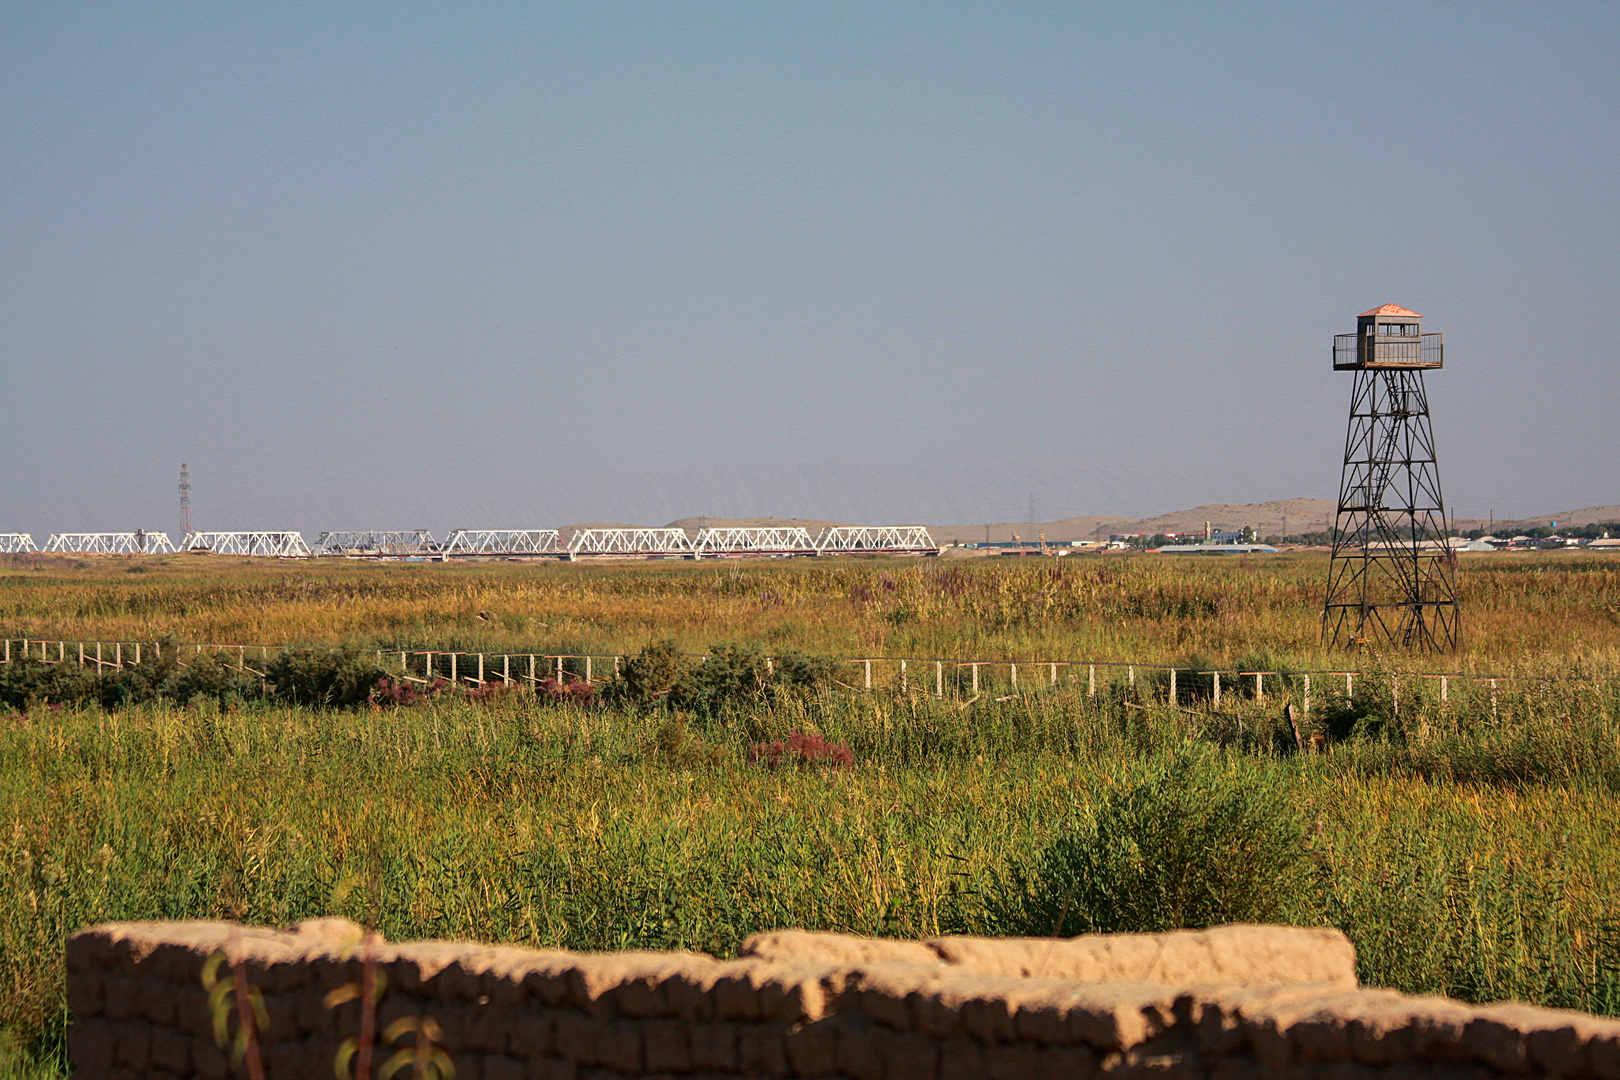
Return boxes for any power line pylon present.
[179,463,190,536]
[1322,304,1460,652]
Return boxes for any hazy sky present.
[2,2,1616,535]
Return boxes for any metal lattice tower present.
[179,463,190,535]
[1323,304,1460,652]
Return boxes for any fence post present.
[614,655,620,678]
[1169,668,1176,705]
[864,660,872,690]
[503,655,510,683]
[134,643,141,665]
[477,653,484,684]
[1303,674,1311,716]
[424,651,433,681]
[450,653,458,684]
[586,656,592,683]
[1128,666,1135,690]
[2,640,7,663]
[1213,670,1221,706]
[1010,663,1017,688]
[58,641,65,662]
[96,642,103,670]
[935,660,943,697]
[1255,672,1263,702]
[1440,676,1448,703]
[115,643,122,670]
[1088,664,1096,697]
[1345,672,1353,699]
[1490,678,1497,719]
[529,654,536,684]
[900,659,907,691]
[556,656,563,681]
[78,643,84,667]
[1050,662,1057,686]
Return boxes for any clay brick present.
[509,1010,557,1058]
[785,1019,839,1076]
[68,928,116,974]
[112,1021,151,1070]
[881,1028,940,1080]
[452,1051,485,1080]
[67,971,104,1018]
[689,1022,738,1071]
[938,1033,987,1080]
[263,1037,304,1080]
[835,1017,884,1080]
[192,1036,229,1080]
[528,1059,577,1080]
[741,929,943,968]
[1207,1054,1260,1080]
[104,976,141,1021]
[468,1001,512,1052]
[595,1019,643,1074]
[554,1012,604,1066]
[136,981,177,1026]
[986,1042,1039,1080]
[485,1052,528,1080]
[1592,1033,1620,1080]
[295,990,335,1037]
[736,1022,790,1076]
[261,993,296,1042]
[1039,1042,1096,1080]
[1528,1014,1606,1075]
[68,1017,115,1073]
[642,1018,691,1072]
[150,1025,191,1074]
[926,926,1358,990]
[1463,1007,1537,1073]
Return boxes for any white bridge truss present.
[694,526,818,556]
[814,525,938,555]
[567,528,696,559]
[0,534,38,553]
[316,530,439,557]
[442,530,562,556]
[45,532,177,555]
[183,531,311,557]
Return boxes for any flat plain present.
[4,551,1620,1076]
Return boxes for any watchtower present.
[1322,304,1460,651]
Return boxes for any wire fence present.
[1,635,1588,715]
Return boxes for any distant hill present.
[552,499,1620,544]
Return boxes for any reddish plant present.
[369,677,448,707]
[750,729,853,770]
[537,678,597,707]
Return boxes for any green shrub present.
[264,646,389,708]
[985,752,1317,935]
[603,641,839,717]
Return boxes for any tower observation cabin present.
[1333,303,1444,370]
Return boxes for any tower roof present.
[1359,303,1422,318]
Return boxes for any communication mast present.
[1322,304,1460,652]
[179,463,190,536]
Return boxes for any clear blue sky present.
[2,2,1615,534]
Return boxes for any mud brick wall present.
[66,919,1620,1079]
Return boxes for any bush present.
[985,752,1317,936]
[265,647,389,708]
[602,641,839,717]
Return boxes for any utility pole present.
[179,463,190,536]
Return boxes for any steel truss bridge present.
[566,528,696,559]
[694,526,818,557]
[46,532,177,555]
[814,525,937,554]
[441,530,562,557]
[6,523,937,559]
[316,530,439,557]
[184,531,311,557]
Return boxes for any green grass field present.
[4,551,1620,1077]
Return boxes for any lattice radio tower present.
[179,463,190,535]
[1322,304,1460,652]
